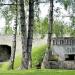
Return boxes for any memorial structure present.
[52,37,75,61]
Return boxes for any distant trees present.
[3,25,13,35]
[0,0,15,35]
[34,17,70,38]
[34,18,48,38]
[53,21,64,37]
[57,0,71,10]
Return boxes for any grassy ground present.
[0,69,75,75]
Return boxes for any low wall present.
[49,61,75,69]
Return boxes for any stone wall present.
[51,37,75,61]
[0,35,22,56]
[49,61,75,69]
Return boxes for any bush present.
[32,44,47,68]
[14,44,47,69]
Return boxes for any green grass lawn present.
[0,69,75,75]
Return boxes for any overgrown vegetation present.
[32,44,47,68]
[0,44,47,70]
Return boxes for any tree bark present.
[41,0,53,69]
[27,0,34,69]
[8,0,18,69]
[19,0,28,69]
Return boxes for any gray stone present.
[49,61,75,69]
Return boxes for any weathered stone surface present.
[63,61,75,69]
[50,37,75,69]
[0,35,22,56]
[52,37,75,61]
[0,35,22,62]
[49,61,63,69]
[49,61,75,69]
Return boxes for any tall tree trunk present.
[41,0,53,69]
[8,0,18,69]
[19,0,28,69]
[27,0,34,68]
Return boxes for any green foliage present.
[34,17,75,37]
[34,18,48,38]
[63,0,71,10]
[34,18,67,38]
[64,25,75,37]
[53,21,64,37]
[71,17,75,27]
[1,5,15,24]
[64,25,71,34]
[3,25,13,35]
[32,44,47,68]
[70,29,75,37]
[57,0,71,10]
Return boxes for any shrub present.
[14,44,47,69]
[32,44,47,68]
